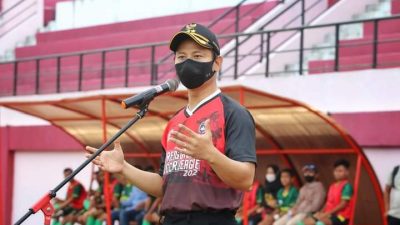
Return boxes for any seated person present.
[77,170,105,225]
[384,165,400,225]
[302,159,354,225]
[143,197,162,225]
[52,168,87,225]
[263,165,283,211]
[259,168,298,225]
[273,164,325,225]
[235,181,263,225]
[96,174,134,224]
[252,164,282,225]
[111,165,148,225]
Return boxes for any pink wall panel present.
[0,125,82,225]
[332,111,400,147]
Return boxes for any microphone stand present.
[14,100,152,225]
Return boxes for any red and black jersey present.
[159,92,256,214]
[66,180,87,210]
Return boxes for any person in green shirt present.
[276,169,299,216]
[259,168,299,225]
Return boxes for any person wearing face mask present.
[85,23,257,225]
[264,165,282,205]
[273,164,325,225]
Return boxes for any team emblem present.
[198,121,206,134]
[185,23,197,33]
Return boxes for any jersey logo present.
[198,121,206,134]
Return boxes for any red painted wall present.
[327,0,340,7]
[0,125,82,225]
[44,0,72,25]
[393,0,400,15]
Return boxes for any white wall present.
[364,148,400,189]
[0,107,49,126]
[12,152,94,225]
[0,0,44,58]
[53,0,265,30]
[220,68,400,113]
[250,0,381,76]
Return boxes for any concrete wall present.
[53,0,265,30]
[0,0,44,56]
[12,152,92,225]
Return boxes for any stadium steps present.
[1,1,278,95]
[284,0,400,74]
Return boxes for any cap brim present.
[302,167,317,172]
[169,32,212,52]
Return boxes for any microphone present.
[121,79,180,109]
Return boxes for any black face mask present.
[304,175,315,183]
[175,59,215,89]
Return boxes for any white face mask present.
[266,174,276,182]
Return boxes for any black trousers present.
[388,215,400,225]
[162,210,237,225]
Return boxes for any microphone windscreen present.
[166,79,180,92]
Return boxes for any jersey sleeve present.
[114,183,123,197]
[159,147,166,176]
[341,183,353,200]
[223,99,257,164]
[289,187,299,207]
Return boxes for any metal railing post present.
[299,28,304,75]
[265,32,271,77]
[260,33,264,62]
[372,20,379,68]
[301,0,305,25]
[56,57,61,93]
[78,54,83,91]
[234,6,240,79]
[13,62,18,96]
[334,24,340,71]
[101,51,106,89]
[35,59,40,94]
[125,49,130,87]
[150,46,156,85]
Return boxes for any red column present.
[0,127,4,225]
[0,127,12,225]
[242,192,249,225]
[349,155,361,225]
[101,98,112,225]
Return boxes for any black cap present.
[303,164,318,172]
[169,23,220,55]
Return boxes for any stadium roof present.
[0,85,385,225]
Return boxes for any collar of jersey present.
[185,89,221,116]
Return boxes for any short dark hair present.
[266,164,280,175]
[133,165,143,170]
[334,159,350,169]
[63,168,73,174]
[145,166,155,172]
[280,168,294,177]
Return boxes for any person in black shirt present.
[86,23,257,225]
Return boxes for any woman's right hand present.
[85,141,125,174]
